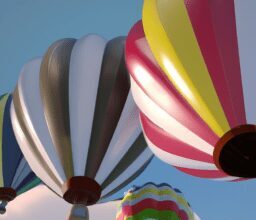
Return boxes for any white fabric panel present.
[11,104,62,195]
[144,134,217,170]
[193,212,201,220]
[11,158,29,189]
[234,0,256,123]
[69,35,107,176]
[15,58,65,190]
[130,77,214,155]
[212,176,241,181]
[101,148,153,197]
[2,185,120,220]
[95,92,142,184]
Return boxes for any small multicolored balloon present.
[126,0,256,180]
[116,182,194,220]
[0,94,40,214]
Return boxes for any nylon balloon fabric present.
[116,182,194,220]
[126,0,256,180]
[11,35,153,209]
[0,94,41,214]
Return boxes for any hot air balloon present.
[11,35,153,216]
[125,0,255,180]
[116,182,194,220]
[0,94,41,214]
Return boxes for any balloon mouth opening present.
[0,188,16,202]
[0,187,16,215]
[62,176,102,206]
[213,124,256,178]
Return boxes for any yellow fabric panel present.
[117,187,193,219]
[123,188,190,210]
[0,94,9,187]
[142,0,230,136]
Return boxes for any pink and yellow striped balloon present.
[126,0,256,180]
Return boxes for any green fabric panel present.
[126,209,180,220]
[17,178,41,195]
[0,94,9,187]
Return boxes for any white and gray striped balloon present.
[11,34,153,205]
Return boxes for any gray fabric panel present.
[101,156,153,200]
[40,39,76,179]
[101,133,148,189]
[85,37,130,178]
[13,87,61,188]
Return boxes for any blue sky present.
[0,1,256,219]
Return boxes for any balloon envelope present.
[11,35,153,208]
[126,0,256,180]
[116,182,194,220]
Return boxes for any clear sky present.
[0,1,256,220]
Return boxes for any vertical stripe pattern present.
[116,182,194,220]
[0,94,41,202]
[126,0,253,180]
[85,37,130,178]
[40,39,76,179]
[11,35,153,203]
